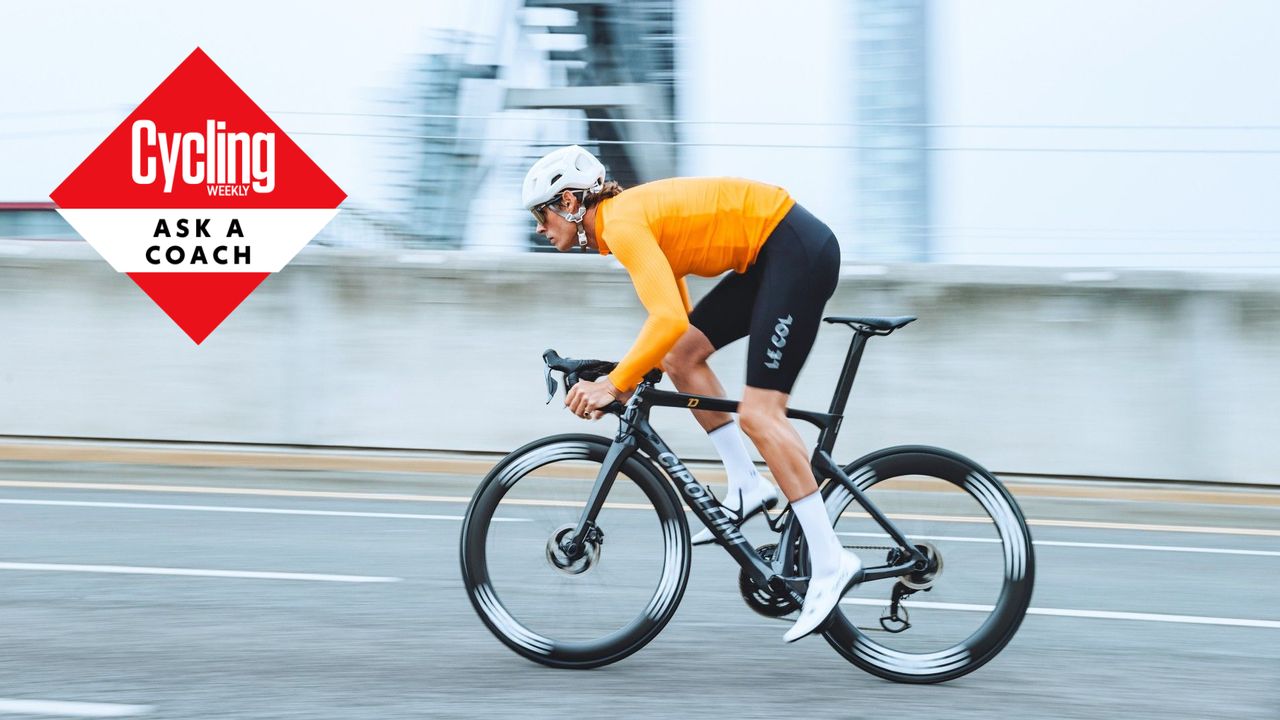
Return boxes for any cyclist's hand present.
[565,376,625,420]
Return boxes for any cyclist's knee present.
[737,400,785,440]
[664,332,713,382]
[663,350,693,383]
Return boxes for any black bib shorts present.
[688,203,840,394]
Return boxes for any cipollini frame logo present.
[51,47,346,344]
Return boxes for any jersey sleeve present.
[605,222,691,392]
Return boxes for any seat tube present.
[817,332,869,454]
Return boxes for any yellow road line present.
[998,481,1280,507]
[0,443,491,475]
[0,480,475,503]
[0,480,662,510]
[1,440,1278,506]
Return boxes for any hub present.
[900,542,943,591]
[545,524,602,576]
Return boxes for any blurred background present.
[1,0,1277,482]
[7,0,1280,264]
[0,2,1277,719]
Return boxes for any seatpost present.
[816,331,871,454]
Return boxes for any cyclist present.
[522,145,861,642]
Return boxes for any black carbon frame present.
[563,325,927,594]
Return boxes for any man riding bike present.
[521,145,862,642]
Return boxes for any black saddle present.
[823,315,917,334]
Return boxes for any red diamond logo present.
[50,47,345,343]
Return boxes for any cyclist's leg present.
[673,263,777,531]
[738,388,814,500]
[728,203,853,640]
[669,328,779,544]
[738,203,840,402]
[739,385,856,601]
[673,262,762,429]
[735,204,840,500]
[664,327,733,432]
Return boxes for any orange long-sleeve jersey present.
[595,177,795,392]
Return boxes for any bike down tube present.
[813,450,927,580]
[631,416,775,589]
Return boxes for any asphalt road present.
[0,459,1276,720]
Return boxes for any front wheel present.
[459,434,691,669]
[820,445,1035,683]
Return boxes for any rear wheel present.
[820,446,1035,683]
[459,434,690,669]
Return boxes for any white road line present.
[0,484,1275,537]
[0,698,151,717]
[1027,539,1280,557]
[839,598,1280,629]
[6,500,1267,558]
[0,498,529,522]
[0,563,401,583]
[838,531,1280,557]
[839,511,1280,538]
[1029,517,1280,537]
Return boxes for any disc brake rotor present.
[545,523,602,575]
[900,541,943,591]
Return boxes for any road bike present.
[459,315,1035,683]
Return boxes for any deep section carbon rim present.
[820,446,1035,683]
[460,435,690,669]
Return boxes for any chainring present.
[738,543,801,618]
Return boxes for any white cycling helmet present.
[522,145,606,247]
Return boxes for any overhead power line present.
[286,130,1280,155]
[269,110,1280,132]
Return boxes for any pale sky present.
[4,0,1279,269]
[0,0,484,208]
[929,0,1280,268]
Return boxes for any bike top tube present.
[633,386,838,435]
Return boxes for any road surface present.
[0,455,1276,719]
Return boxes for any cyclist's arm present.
[677,277,693,316]
[605,222,690,392]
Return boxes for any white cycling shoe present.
[783,549,865,643]
[690,482,780,546]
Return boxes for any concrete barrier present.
[1,240,1276,485]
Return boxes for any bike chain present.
[839,544,920,633]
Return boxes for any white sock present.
[708,420,766,512]
[790,491,843,577]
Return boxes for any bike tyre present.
[459,433,691,669]
[819,445,1035,683]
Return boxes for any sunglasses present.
[531,200,560,226]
